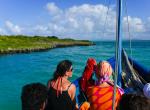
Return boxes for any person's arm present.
[69,84,76,100]
[68,84,79,109]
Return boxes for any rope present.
[124,0,133,66]
[102,0,111,38]
[112,0,120,109]
[112,38,119,110]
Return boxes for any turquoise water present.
[0,40,149,110]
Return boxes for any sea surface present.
[0,40,149,110]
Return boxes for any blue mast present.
[112,0,122,109]
[117,0,122,87]
[115,0,122,87]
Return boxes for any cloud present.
[34,25,48,33]
[123,16,145,33]
[43,3,117,39]
[32,25,50,36]
[0,28,6,35]
[139,17,150,39]
[1,2,150,40]
[5,21,22,34]
[122,16,150,39]
[44,3,150,40]
[145,17,150,31]
[46,2,62,16]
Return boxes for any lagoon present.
[0,40,149,110]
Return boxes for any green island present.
[0,35,94,54]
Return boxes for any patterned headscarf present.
[96,61,113,85]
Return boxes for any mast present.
[116,0,122,87]
[112,0,122,109]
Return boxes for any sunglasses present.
[70,68,73,72]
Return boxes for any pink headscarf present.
[96,61,113,84]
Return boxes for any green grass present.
[0,35,93,53]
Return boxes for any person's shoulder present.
[68,83,76,100]
[69,83,76,90]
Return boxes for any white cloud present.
[43,3,116,39]
[32,25,50,36]
[0,28,6,35]
[5,21,22,34]
[145,17,150,31]
[140,17,150,39]
[46,2,62,16]
[1,3,149,40]
[34,25,48,32]
[122,16,150,39]
[123,16,145,33]
[83,18,94,32]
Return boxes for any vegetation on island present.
[0,35,94,54]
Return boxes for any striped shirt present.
[86,86,122,110]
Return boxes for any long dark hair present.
[52,60,72,80]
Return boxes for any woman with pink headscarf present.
[86,61,123,110]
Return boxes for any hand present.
[79,101,90,110]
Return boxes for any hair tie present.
[55,77,63,97]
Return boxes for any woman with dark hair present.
[45,60,77,110]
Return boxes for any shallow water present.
[0,40,149,110]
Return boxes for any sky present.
[0,0,150,40]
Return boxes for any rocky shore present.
[0,35,94,54]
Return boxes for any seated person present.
[86,61,123,110]
[117,94,150,110]
[80,58,97,93]
[21,83,48,110]
[45,60,78,110]
[143,83,150,99]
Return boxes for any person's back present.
[87,85,122,110]
[45,82,76,110]
[86,61,123,110]
[45,60,77,110]
[117,94,150,110]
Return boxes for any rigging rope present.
[124,0,133,66]
[113,0,121,109]
[102,0,111,38]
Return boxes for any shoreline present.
[0,43,94,54]
[0,35,94,54]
